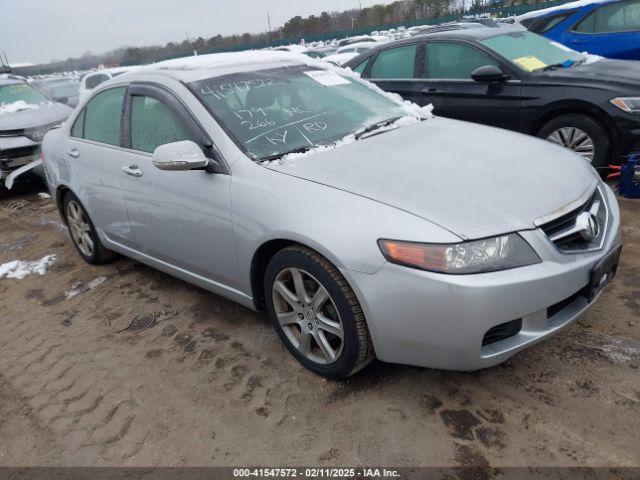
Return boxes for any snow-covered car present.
[1,77,72,190]
[42,51,620,379]
[32,78,81,107]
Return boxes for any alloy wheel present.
[271,267,344,365]
[66,201,94,257]
[546,127,595,162]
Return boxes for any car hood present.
[266,118,598,240]
[0,101,72,131]
[543,59,640,92]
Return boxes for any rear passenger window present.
[130,96,196,154]
[70,109,85,138]
[82,87,125,146]
[370,44,418,79]
[426,42,499,79]
[352,59,369,75]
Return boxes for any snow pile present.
[65,276,108,299]
[0,255,56,279]
[0,100,40,115]
[583,52,604,64]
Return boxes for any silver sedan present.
[42,51,621,379]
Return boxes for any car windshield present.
[190,65,408,160]
[481,31,584,72]
[0,83,50,106]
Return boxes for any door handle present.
[570,39,586,44]
[67,148,80,158]
[421,87,440,93]
[122,165,143,177]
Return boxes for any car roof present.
[126,50,320,83]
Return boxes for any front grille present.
[482,318,522,346]
[540,187,607,252]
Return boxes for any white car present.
[78,66,144,104]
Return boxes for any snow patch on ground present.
[65,276,108,299]
[0,255,56,279]
[0,100,41,115]
[38,192,51,199]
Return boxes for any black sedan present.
[345,29,640,169]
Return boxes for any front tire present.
[264,245,374,379]
[537,113,609,169]
[63,191,117,265]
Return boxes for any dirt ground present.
[0,179,639,470]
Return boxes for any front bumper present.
[0,136,41,180]
[345,184,622,371]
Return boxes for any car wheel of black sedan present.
[264,245,374,379]
[63,191,117,265]
[538,114,609,169]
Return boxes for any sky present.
[0,0,398,65]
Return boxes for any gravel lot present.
[0,180,639,469]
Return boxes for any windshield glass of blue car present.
[190,65,408,161]
[482,31,584,72]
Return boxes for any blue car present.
[516,0,640,60]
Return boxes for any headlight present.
[378,234,540,274]
[610,97,640,113]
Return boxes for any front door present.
[414,41,523,131]
[118,85,239,288]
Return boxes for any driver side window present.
[130,95,197,154]
[425,42,499,79]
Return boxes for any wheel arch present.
[55,184,72,225]
[249,237,352,311]
[530,100,617,142]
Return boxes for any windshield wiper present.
[258,146,315,162]
[538,58,584,72]
[355,116,403,140]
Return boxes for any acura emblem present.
[576,211,599,241]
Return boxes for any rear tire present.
[264,245,374,379]
[63,191,117,265]
[537,113,609,169]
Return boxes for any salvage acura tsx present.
[42,51,621,379]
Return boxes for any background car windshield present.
[0,83,50,106]
[481,31,584,71]
[190,65,406,160]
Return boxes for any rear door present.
[563,0,640,59]
[364,43,423,103]
[63,86,134,246]
[414,40,523,131]
[117,84,239,287]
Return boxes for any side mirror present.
[54,96,69,104]
[152,140,210,172]
[471,65,509,83]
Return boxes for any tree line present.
[19,0,509,75]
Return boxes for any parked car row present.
[40,49,621,379]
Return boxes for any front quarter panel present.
[230,158,461,297]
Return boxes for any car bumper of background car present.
[0,136,41,180]
[344,190,621,371]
